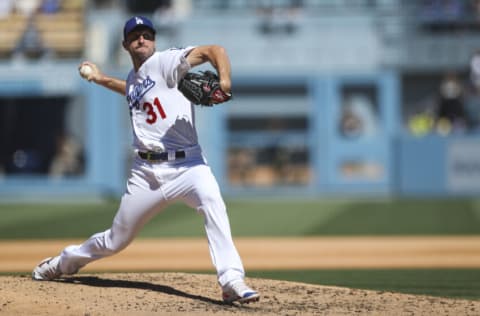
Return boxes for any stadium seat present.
[34,11,85,58]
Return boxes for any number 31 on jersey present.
[143,97,166,124]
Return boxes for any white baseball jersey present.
[125,47,197,152]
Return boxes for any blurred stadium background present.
[1,0,480,199]
[1,0,480,300]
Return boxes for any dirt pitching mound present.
[1,272,479,316]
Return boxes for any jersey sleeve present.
[161,46,196,88]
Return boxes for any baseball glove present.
[178,71,232,106]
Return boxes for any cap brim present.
[124,25,156,40]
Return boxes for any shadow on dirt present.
[56,276,226,306]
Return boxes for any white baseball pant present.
[58,145,245,287]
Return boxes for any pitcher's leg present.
[177,165,244,287]
[59,188,166,274]
[199,196,245,287]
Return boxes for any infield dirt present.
[2,272,480,316]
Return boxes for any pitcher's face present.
[123,28,156,65]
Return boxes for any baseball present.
[79,64,93,79]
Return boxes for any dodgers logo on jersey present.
[127,76,155,110]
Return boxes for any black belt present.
[138,150,186,161]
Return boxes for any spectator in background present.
[436,72,467,134]
[40,0,60,14]
[464,50,480,131]
[0,0,14,19]
[340,94,378,139]
[49,133,83,178]
[340,105,363,138]
[14,16,45,59]
[470,50,480,89]
[14,0,40,16]
[11,0,47,60]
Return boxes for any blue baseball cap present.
[123,16,156,40]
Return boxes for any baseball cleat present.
[222,280,260,304]
[32,256,62,281]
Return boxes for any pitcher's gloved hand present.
[178,71,232,106]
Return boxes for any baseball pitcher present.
[32,16,259,304]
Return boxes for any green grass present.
[0,201,119,239]
[309,198,480,235]
[1,198,480,238]
[248,269,480,301]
